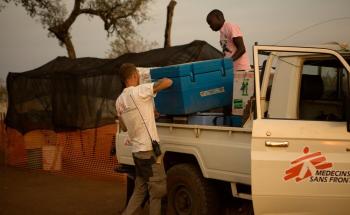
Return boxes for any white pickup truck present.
[116,45,350,215]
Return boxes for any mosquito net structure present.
[6,40,223,133]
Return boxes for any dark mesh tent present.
[6,40,223,133]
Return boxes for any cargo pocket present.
[133,151,156,181]
[149,162,167,198]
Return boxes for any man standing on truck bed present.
[206,9,250,71]
[207,9,252,120]
[116,63,173,215]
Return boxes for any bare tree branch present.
[2,0,152,59]
[164,0,177,48]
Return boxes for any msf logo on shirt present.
[284,147,333,182]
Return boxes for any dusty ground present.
[0,164,252,215]
[0,165,127,215]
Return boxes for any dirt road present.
[0,166,127,215]
[0,165,252,215]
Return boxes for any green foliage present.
[107,33,158,58]
[1,0,154,58]
[2,0,67,29]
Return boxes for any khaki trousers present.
[122,151,167,215]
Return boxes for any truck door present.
[251,46,350,215]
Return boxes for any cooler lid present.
[150,58,233,79]
[192,58,232,75]
[150,63,193,79]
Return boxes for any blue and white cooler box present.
[150,58,234,115]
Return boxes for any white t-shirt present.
[115,83,159,153]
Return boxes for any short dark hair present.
[207,9,224,20]
[119,63,137,84]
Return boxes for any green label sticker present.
[234,99,243,109]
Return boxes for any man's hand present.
[153,78,173,94]
[154,110,160,119]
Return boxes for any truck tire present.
[167,163,219,215]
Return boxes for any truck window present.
[299,64,348,121]
[261,51,349,121]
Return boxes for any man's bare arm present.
[118,117,127,132]
[153,78,173,93]
[232,36,246,61]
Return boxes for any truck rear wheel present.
[166,163,219,215]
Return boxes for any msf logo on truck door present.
[284,147,333,182]
[284,147,350,184]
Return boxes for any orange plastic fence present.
[1,120,122,179]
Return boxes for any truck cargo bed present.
[116,122,252,185]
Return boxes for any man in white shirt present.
[116,63,173,215]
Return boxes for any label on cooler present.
[200,87,225,97]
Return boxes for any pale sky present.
[1,0,350,80]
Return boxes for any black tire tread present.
[167,163,219,215]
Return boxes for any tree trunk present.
[47,0,81,59]
[164,0,177,48]
[63,35,77,59]
[49,26,77,59]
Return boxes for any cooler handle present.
[190,64,195,82]
[221,68,226,77]
[221,59,227,77]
